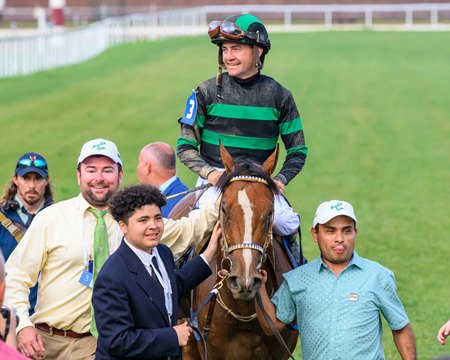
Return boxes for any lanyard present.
[151,250,173,321]
[78,207,121,270]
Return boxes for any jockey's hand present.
[207,170,224,186]
[203,222,222,263]
[273,179,285,193]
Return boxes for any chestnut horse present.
[174,144,298,360]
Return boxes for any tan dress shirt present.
[5,193,218,334]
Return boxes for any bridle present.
[214,175,275,322]
[219,175,274,272]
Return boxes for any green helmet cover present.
[212,13,271,54]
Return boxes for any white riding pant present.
[195,176,299,236]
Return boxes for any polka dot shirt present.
[272,251,410,360]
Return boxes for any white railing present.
[1,3,450,78]
[0,23,109,78]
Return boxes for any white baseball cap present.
[312,200,357,227]
[77,138,122,166]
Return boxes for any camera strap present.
[0,306,12,341]
[0,212,23,243]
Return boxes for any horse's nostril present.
[244,276,261,291]
[253,276,262,285]
[251,277,262,291]
[228,276,240,290]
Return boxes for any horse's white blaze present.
[238,189,253,281]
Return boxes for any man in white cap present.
[255,200,417,360]
[5,138,219,360]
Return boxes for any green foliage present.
[1,31,449,359]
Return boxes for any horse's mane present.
[215,161,279,195]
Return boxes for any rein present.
[188,275,229,359]
[255,292,297,360]
[165,183,212,200]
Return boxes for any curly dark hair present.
[108,184,166,224]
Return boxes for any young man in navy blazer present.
[93,184,221,359]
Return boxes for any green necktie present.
[88,208,109,338]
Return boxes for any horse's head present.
[216,143,279,301]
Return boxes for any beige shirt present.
[5,193,218,333]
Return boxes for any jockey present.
[176,14,307,265]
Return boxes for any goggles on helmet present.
[208,21,256,42]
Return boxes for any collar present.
[77,193,110,215]
[318,251,364,272]
[348,251,364,269]
[123,237,159,267]
[159,176,177,193]
[77,193,92,214]
[231,71,261,86]
[13,195,25,210]
[14,194,46,215]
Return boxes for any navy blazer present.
[162,177,188,218]
[93,240,212,360]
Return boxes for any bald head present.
[142,142,176,170]
[137,142,176,186]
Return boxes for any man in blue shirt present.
[256,200,417,360]
[0,152,54,315]
[137,142,189,217]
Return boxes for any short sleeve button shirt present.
[272,251,409,360]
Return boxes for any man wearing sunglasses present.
[0,152,54,316]
[177,13,307,265]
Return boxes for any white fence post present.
[405,8,413,28]
[365,8,373,29]
[325,10,333,28]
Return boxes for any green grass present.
[1,31,449,359]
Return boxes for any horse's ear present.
[220,140,235,174]
[262,145,279,175]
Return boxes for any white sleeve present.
[273,195,300,236]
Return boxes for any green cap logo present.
[92,141,107,151]
[330,202,344,211]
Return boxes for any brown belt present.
[35,323,92,338]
